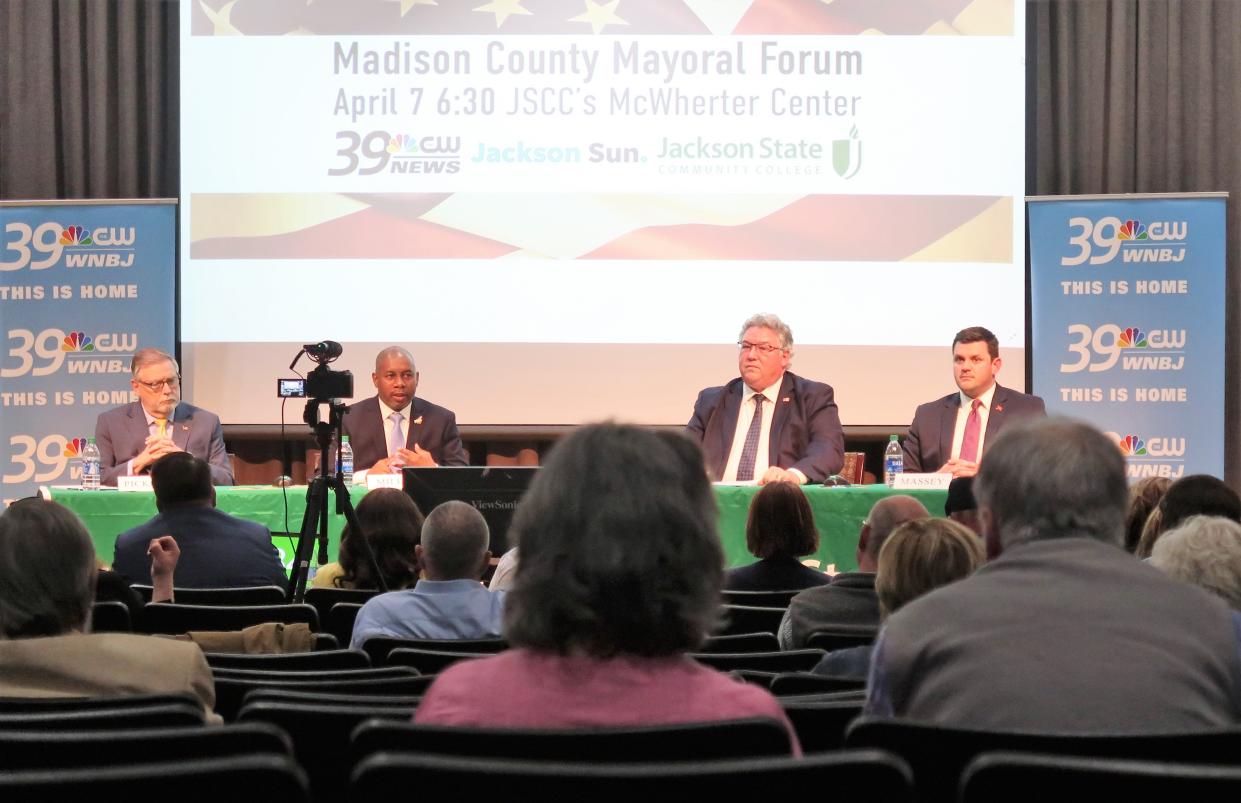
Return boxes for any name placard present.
[118,476,154,493]
[366,474,402,490]
[893,473,953,490]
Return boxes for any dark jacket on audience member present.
[779,572,879,650]
[725,556,833,592]
[113,506,288,590]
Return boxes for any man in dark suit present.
[341,346,468,474]
[686,314,844,484]
[95,348,233,486]
[902,326,1045,477]
[112,452,287,589]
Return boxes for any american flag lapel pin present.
[782,397,791,403]
[413,416,424,425]
[995,404,1004,413]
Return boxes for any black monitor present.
[402,466,538,554]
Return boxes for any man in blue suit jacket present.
[687,314,844,485]
[341,346,468,474]
[112,452,287,589]
[902,326,1046,476]
[95,348,233,486]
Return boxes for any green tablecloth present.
[48,484,948,573]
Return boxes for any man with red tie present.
[901,327,1046,477]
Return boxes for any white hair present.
[1150,515,1241,610]
[738,313,793,351]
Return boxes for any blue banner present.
[1028,194,1227,480]
[1,201,176,502]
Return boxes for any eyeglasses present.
[135,377,180,391]
[738,341,786,355]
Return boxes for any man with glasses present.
[95,348,234,486]
[686,314,844,485]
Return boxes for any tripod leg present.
[288,477,326,603]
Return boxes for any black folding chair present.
[962,752,1241,802]
[213,673,428,722]
[805,625,879,652]
[769,672,866,696]
[238,700,416,799]
[0,722,291,770]
[204,648,370,671]
[139,602,319,635]
[304,587,379,624]
[716,605,787,636]
[361,636,507,666]
[325,602,364,647]
[89,600,132,633]
[781,699,865,753]
[692,650,826,674]
[131,585,288,606]
[384,648,491,674]
[0,692,201,714]
[699,632,781,653]
[0,703,204,731]
[350,717,794,764]
[351,750,913,798]
[0,754,309,801]
[721,589,802,608]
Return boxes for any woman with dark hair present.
[726,481,831,591]
[414,424,798,750]
[0,501,215,717]
[312,488,425,590]
[1135,474,1241,559]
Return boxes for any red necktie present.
[959,398,982,463]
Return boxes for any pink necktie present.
[959,398,982,463]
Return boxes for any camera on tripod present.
[278,341,354,402]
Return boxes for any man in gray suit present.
[867,418,1241,732]
[901,326,1045,477]
[94,348,233,486]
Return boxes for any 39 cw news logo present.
[2,434,85,484]
[1060,216,1187,266]
[0,221,136,271]
[1,328,139,379]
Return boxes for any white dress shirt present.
[950,383,997,462]
[721,379,782,483]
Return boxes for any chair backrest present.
[700,632,781,653]
[211,666,415,682]
[305,587,379,623]
[781,700,866,753]
[0,722,291,771]
[961,752,1241,802]
[0,692,200,713]
[716,605,787,637]
[691,650,826,674]
[806,625,879,652]
[89,600,132,633]
[351,718,793,764]
[720,590,800,608]
[213,674,430,722]
[351,750,913,798]
[241,687,428,708]
[384,648,491,674]
[0,703,204,731]
[770,672,866,696]
[361,635,508,666]
[131,585,288,606]
[139,602,319,635]
[238,700,417,800]
[0,754,309,800]
[845,717,1241,803]
[204,648,370,671]
[324,601,364,647]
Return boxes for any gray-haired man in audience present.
[1150,515,1241,611]
[350,501,503,648]
[866,418,1241,731]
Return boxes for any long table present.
[47,485,949,574]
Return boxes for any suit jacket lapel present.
[716,383,743,473]
[406,398,426,449]
[128,402,151,448]
[767,374,795,465]
[170,403,190,450]
[939,393,958,466]
[983,384,1009,446]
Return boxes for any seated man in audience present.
[0,500,215,718]
[1150,515,1241,611]
[944,476,982,535]
[867,418,1241,731]
[778,495,929,649]
[350,501,503,647]
[112,452,288,589]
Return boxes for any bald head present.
[857,495,930,572]
[418,500,490,580]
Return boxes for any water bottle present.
[884,434,903,487]
[80,437,101,490]
[339,435,354,484]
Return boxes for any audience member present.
[488,547,518,591]
[944,476,981,534]
[0,501,215,717]
[350,501,501,647]
[814,518,983,679]
[1150,515,1241,610]
[313,488,424,590]
[1136,474,1241,558]
[1124,476,1172,554]
[867,418,1241,731]
[725,481,831,591]
[778,495,929,649]
[413,425,799,750]
[112,452,288,589]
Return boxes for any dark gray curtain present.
[1029,0,1241,484]
[0,0,177,198]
